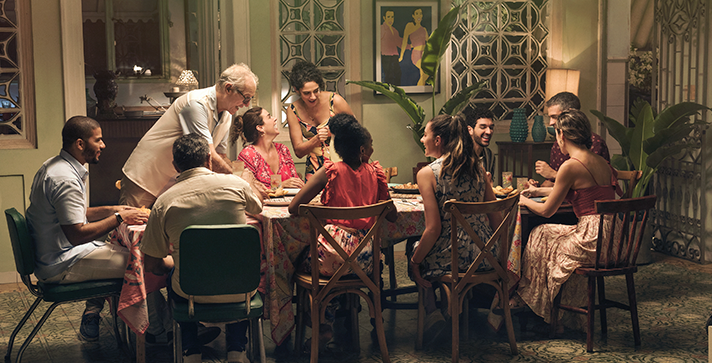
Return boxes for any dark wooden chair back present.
[615,170,642,199]
[594,195,656,269]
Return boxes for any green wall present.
[0,0,67,278]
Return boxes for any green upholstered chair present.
[171,224,265,363]
[4,208,123,363]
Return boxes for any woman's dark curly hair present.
[288,61,325,91]
[329,113,372,166]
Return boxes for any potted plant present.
[591,99,710,198]
[348,5,487,152]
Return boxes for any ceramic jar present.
[509,108,528,142]
[531,115,546,142]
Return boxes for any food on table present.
[541,196,548,202]
[493,185,513,194]
[394,182,418,189]
[138,205,151,215]
[268,187,288,198]
[115,180,122,190]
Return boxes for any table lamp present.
[545,68,580,103]
[176,70,199,91]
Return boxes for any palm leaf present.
[610,154,630,171]
[653,102,708,133]
[646,142,696,169]
[591,109,631,157]
[439,81,487,115]
[347,80,425,126]
[420,5,461,80]
[627,103,654,171]
[642,124,696,155]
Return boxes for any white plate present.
[283,188,300,196]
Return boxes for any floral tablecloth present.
[255,197,426,345]
[108,224,167,334]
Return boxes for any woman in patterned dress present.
[409,114,502,341]
[515,109,617,328]
[231,106,304,190]
[286,61,353,180]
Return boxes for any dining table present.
[106,190,563,349]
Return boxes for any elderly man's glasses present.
[236,89,253,105]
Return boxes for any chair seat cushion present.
[172,293,264,322]
[38,278,123,302]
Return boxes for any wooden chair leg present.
[372,292,391,363]
[586,276,596,353]
[415,285,425,350]
[500,283,518,355]
[597,276,608,335]
[450,286,460,363]
[626,273,641,347]
[294,286,306,356]
[310,297,320,363]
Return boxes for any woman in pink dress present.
[515,109,617,330]
[288,113,397,349]
[231,107,304,190]
[399,8,429,86]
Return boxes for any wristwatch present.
[114,212,123,224]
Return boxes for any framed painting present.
[375,1,439,94]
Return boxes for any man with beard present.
[464,107,496,182]
[26,116,149,341]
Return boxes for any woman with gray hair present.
[120,63,260,208]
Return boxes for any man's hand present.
[119,208,149,225]
[240,170,269,200]
[535,160,557,180]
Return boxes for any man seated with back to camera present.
[141,133,262,363]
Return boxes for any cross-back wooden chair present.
[384,166,398,183]
[615,170,642,199]
[294,200,395,363]
[550,195,656,352]
[415,193,520,362]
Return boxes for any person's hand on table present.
[527,179,540,188]
[410,260,431,288]
[535,160,556,180]
[119,207,149,225]
[282,177,305,188]
[240,170,269,200]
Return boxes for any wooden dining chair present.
[412,162,430,183]
[415,193,520,362]
[615,170,642,198]
[550,195,657,352]
[384,166,398,183]
[294,200,395,363]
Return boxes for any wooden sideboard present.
[89,116,160,206]
[496,140,554,184]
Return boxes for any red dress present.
[305,160,390,276]
[238,143,300,188]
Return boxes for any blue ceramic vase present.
[531,115,546,142]
[509,108,528,142]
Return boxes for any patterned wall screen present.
[0,0,35,149]
[651,0,708,263]
[450,0,548,121]
[278,0,346,127]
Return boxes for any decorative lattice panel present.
[277,0,346,127]
[0,0,24,140]
[450,0,548,121]
[651,0,708,263]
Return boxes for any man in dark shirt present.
[533,92,610,187]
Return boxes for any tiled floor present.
[1,252,710,362]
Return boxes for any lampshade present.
[176,70,199,90]
[545,69,580,103]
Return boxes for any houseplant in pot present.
[591,99,710,262]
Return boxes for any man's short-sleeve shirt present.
[548,132,610,182]
[139,167,263,303]
[122,86,232,197]
[26,150,102,280]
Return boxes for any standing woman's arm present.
[286,105,322,159]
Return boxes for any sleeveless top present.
[289,93,336,179]
[410,26,427,47]
[564,157,617,217]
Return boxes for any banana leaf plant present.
[591,100,709,198]
[347,6,482,152]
